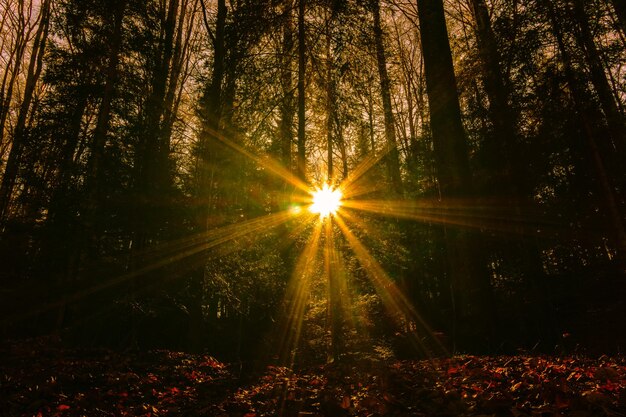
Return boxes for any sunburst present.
[309,184,342,217]
[12,125,542,364]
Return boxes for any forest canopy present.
[0,0,625,361]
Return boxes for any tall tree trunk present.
[335,114,349,179]
[324,3,342,363]
[571,0,626,158]
[279,1,294,170]
[186,0,228,352]
[372,0,402,193]
[0,0,50,223]
[198,0,226,212]
[326,27,334,183]
[162,0,195,142]
[132,0,181,252]
[85,0,127,232]
[417,0,493,351]
[297,0,306,181]
[0,4,29,157]
[470,0,554,344]
[547,0,626,264]
[469,0,516,187]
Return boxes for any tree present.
[570,0,626,160]
[297,0,306,180]
[417,0,493,350]
[0,0,50,222]
[371,0,402,193]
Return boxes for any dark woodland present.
[1,0,626,415]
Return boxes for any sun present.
[310,184,342,217]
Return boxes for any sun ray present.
[325,217,342,361]
[275,211,319,254]
[278,221,324,366]
[334,213,448,357]
[202,125,310,194]
[342,198,559,238]
[324,216,356,350]
[4,209,301,326]
[338,145,392,198]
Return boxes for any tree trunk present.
[372,0,402,193]
[280,1,294,170]
[198,0,226,208]
[326,26,334,183]
[547,0,626,264]
[0,8,28,157]
[0,0,50,223]
[571,0,626,158]
[297,0,306,181]
[470,0,556,344]
[85,0,127,228]
[417,0,493,351]
[469,0,516,187]
[132,0,181,252]
[161,0,195,150]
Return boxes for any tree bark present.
[297,0,306,181]
[280,1,294,170]
[469,0,517,187]
[372,0,402,193]
[326,24,334,183]
[417,0,493,351]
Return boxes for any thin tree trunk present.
[0,8,28,155]
[297,0,306,180]
[280,1,294,169]
[335,114,348,179]
[571,0,626,157]
[162,0,195,146]
[326,27,334,183]
[469,0,516,186]
[0,0,50,222]
[547,0,626,263]
[372,0,402,193]
[132,0,181,252]
[86,0,127,213]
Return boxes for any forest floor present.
[1,337,625,417]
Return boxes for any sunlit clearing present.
[310,184,342,217]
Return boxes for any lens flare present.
[310,184,342,217]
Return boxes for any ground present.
[1,338,625,416]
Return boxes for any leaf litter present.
[1,338,625,416]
